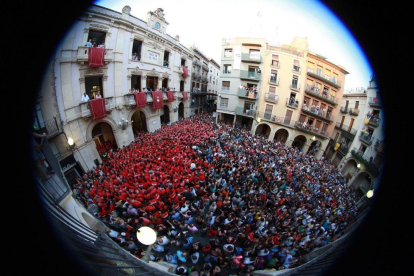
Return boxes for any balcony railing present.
[269,77,279,85]
[43,117,60,137]
[193,60,202,67]
[307,68,342,88]
[76,46,113,64]
[221,86,230,91]
[301,105,333,122]
[286,98,299,109]
[80,96,114,118]
[349,108,359,116]
[290,83,301,91]
[338,143,350,155]
[340,106,349,113]
[359,132,374,145]
[256,112,296,127]
[240,70,261,81]
[368,97,382,107]
[241,53,262,63]
[235,106,256,117]
[124,93,136,107]
[202,65,209,71]
[222,70,231,74]
[335,122,357,136]
[305,84,339,105]
[368,116,381,127]
[238,89,257,99]
[264,93,279,103]
[295,121,330,138]
[350,148,380,177]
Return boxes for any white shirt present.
[81,94,90,102]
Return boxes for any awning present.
[134,92,147,108]
[88,98,107,121]
[88,47,105,67]
[152,91,163,110]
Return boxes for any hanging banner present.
[183,91,188,101]
[167,91,174,102]
[152,91,163,110]
[88,98,107,121]
[134,92,147,108]
[88,47,105,67]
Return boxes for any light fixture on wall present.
[173,105,178,112]
[310,136,316,141]
[118,118,128,130]
[67,136,76,151]
[357,163,361,169]
[136,226,157,263]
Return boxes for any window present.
[87,30,106,47]
[307,62,315,73]
[181,58,186,66]
[85,76,103,99]
[220,98,229,107]
[249,49,260,61]
[348,118,355,131]
[317,66,323,76]
[293,59,300,72]
[267,86,277,101]
[291,75,299,89]
[223,64,232,74]
[358,144,367,154]
[270,70,278,83]
[163,51,169,67]
[284,109,293,125]
[332,75,337,84]
[132,40,142,61]
[271,55,279,67]
[224,48,233,58]
[33,103,45,130]
[325,69,331,81]
[264,104,273,120]
[222,81,230,90]
[355,101,359,109]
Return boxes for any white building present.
[34,5,195,184]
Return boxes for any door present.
[284,109,293,125]
[264,104,273,120]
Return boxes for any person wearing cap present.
[190,252,200,264]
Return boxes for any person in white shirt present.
[95,92,102,99]
[81,93,90,102]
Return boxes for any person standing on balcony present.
[95,92,102,99]
[86,39,92,47]
[81,92,90,102]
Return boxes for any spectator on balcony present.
[98,40,105,48]
[163,60,169,67]
[289,96,295,105]
[86,39,93,47]
[95,92,102,99]
[132,52,139,61]
[81,92,90,102]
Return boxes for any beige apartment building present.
[217,37,349,159]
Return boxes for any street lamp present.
[118,118,128,130]
[366,189,374,198]
[67,136,76,151]
[136,226,157,263]
[357,163,361,169]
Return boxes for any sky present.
[94,0,373,91]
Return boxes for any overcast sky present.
[94,0,373,91]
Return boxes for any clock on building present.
[155,22,161,29]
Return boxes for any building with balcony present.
[217,36,348,159]
[34,5,195,186]
[216,37,266,127]
[187,46,220,114]
[325,87,367,165]
[329,76,384,199]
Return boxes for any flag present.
[134,92,147,108]
[152,91,163,110]
[167,91,174,102]
[334,143,340,151]
[88,47,105,67]
[88,98,107,121]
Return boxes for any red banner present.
[88,98,107,121]
[134,92,147,108]
[88,47,105,67]
[167,91,174,102]
[182,66,189,78]
[183,91,188,101]
[152,91,163,110]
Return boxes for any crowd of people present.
[71,113,362,275]
[129,87,177,93]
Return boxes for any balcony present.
[301,106,333,123]
[292,65,301,73]
[80,96,115,118]
[42,117,60,138]
[201,76,208,83]
[255,112,296,127]
[221,86,230,91]
[202,65,209,72]
[124,93,136,108]
[367,116,381,128]
[286,98,299,109]
[307,67,342,88]
[290,83,301,92]
[305,84,339,106]
[240,70,261,81]
[235,106,256,117]
[349,108,359,116]
[238,89,257,99]
[294,121,330,139]
[359,132,374,145]
[335,122,357,136]
[340,106,349,113]
[222,70,231,75]
[241,53,262,63]
[192,72,201,80]
[264,92,279,103]
[269,77,279,86]
[193,60,202,67]
[368,97,382,107]
[338,143,350,155]
[76,46,113,64]
[350,148,380,177]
